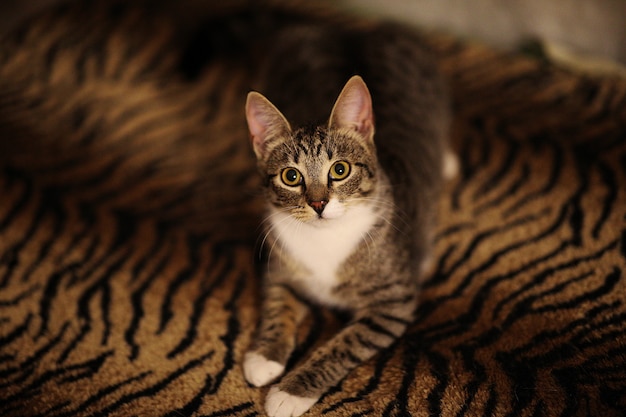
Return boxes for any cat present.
[242,23,458,417]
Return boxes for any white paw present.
[243,351,285,387]
[265,386,318,417]
[443,151,459,180]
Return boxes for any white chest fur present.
[269,201,378,305]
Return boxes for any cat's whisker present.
[360,230,376,263]
[265,230,282,270]
[376,213,406,235]
[335,196,406,234]
[352,196,411,221]
[273,215,305,274]
[351,196,412,230]
[259,206,298,225]
[257,207,300,259]
[266,213,300,265]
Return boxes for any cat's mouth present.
[308,199,345,223]
[293,210,343,227]
[304,213,340,226]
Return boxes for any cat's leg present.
[243,283,308,387]
[264,303,414,417]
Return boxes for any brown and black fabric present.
[0,1,625,416]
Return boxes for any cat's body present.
[243,22,456,417]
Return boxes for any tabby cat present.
[242,24,457,417]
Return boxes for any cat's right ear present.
[246,92,291,159]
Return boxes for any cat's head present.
[246,76,381,225]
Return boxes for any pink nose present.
[308,200,328,215]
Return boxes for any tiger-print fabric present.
[1,1,625,416]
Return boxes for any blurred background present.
[338,0,626,66]
[1,0,625,71]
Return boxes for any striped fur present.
[0,1,625,416]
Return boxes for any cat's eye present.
[281,168,303,186]
[329,161,351,181]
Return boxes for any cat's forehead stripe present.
[291,131,330,162]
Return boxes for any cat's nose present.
[308,200,328,215]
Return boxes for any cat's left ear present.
[329,75,375,141]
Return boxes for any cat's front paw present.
[243,351,285,387]
[265,386,318,417]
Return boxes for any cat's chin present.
[309,216,341,227]
[299,215,340,228]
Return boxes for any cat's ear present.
[329,75,374,141]
[246,92,291,159]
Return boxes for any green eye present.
[329,161,351,181]
[281,168,303,186]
